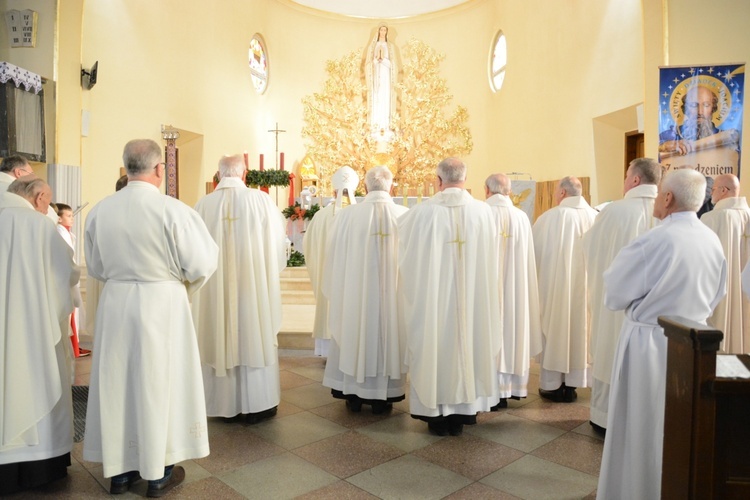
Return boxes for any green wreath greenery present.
[286,249,305,267]
[282,202,320,221]
[245,169,290,187]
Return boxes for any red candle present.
[288,173,296,207]
[259,154,264,171]
[243,151,249,169]
[280,152,285,171]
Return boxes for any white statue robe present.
[321,191,408,400]
[192,177,287,416]
[701,196,750,353]
[0,192,78,466]
[597,212,726,500]
[581,183,657,427]
[532,196,597,387]
[303,202,350,355]
[371,40,392,132]
[398,188,501,416]
[486,194,542,398]
[83,181,218,480]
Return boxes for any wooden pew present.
[659,316,750,499]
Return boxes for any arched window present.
[249,35,269,94]
[489,30,507,92]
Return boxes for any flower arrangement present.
[245,169,290,187]
[287,249,305,267]
[282,202,320,221]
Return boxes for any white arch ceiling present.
[290,0,471,18]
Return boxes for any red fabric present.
[69,312,80,357]
[288,173,296,206]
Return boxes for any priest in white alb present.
[84,139,218,496]
[322,166,408,413]
[484,173,542,408]
[0,155,33,191]
[303,166,359,356]
[192,154,287,423]
[581,158,661,434]
[399,158,501,437]
[0,156,60,223]
[533,176,597,403]
[597,168,726,500]
[0,178,78,495]
[701,173,750,353]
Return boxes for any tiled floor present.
[17,351,602,499]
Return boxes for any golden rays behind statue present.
[371,152,397,178]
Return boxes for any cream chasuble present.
[701,196,750,353]
[532,196,597,375]
[192,177,287,415]
[398,188,501,411]
[304,203,350,349]
[486,194,542,397]
[598,212,726,500]
[322,191,408,399]
[83,181,218,480]
[0,192,77,465]
[582,184,657,426]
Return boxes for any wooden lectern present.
[659,316,750,499]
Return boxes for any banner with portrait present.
[658,64,744,179]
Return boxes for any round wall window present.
[489,30,506,93]
[249,34,269,94]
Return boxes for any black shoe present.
[427,421,449,436]
[346,396,363,412]
[245,406,278,425]
[222,414,242,424]
[371,400,392,415]
[563,385,578,403]
[490,398,508,411]
[590,421,606,436]
[538,384,565,402]
[146,466,185,498]
[110,471,140,494]
[448,423,464,436]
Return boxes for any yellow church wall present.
[74,0,500,209]
[489,0,645,206]
[79,0,274,208]
[56,0,83,168]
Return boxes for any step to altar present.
[279,267,315,349]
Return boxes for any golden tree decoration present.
[390,38,472,188]
[301,39,472,194]
[301,51,374,195]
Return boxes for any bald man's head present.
[711,174,739,205]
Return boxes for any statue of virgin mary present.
[366,25,397,139]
